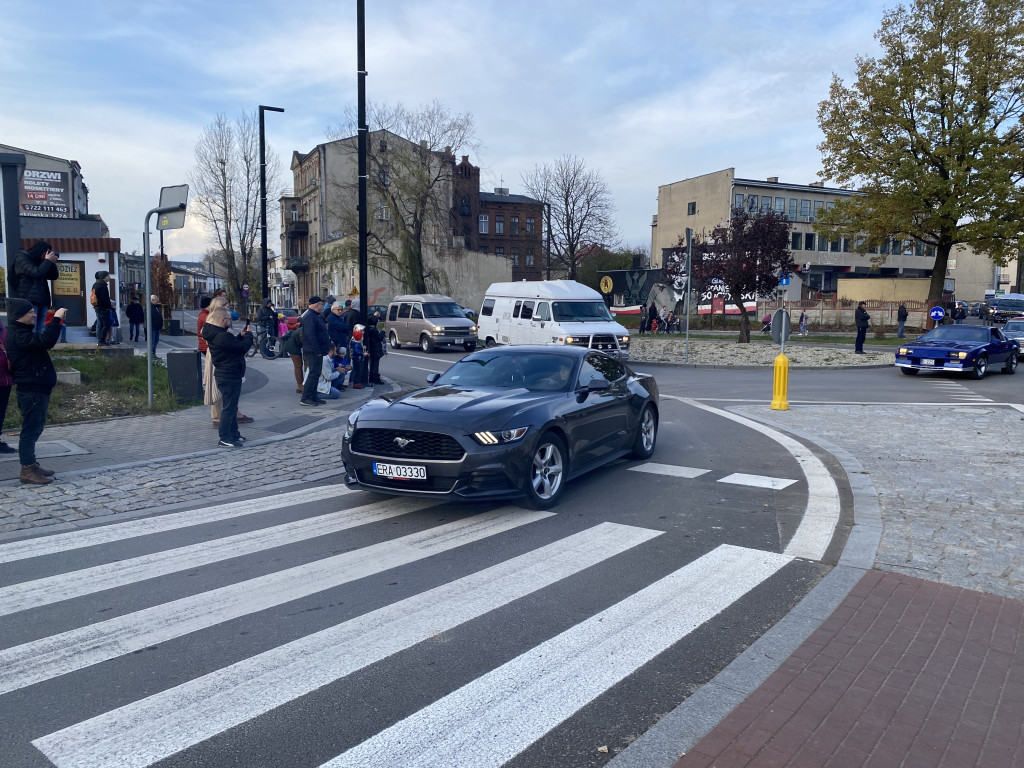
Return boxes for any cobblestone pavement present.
[630,336,892,367]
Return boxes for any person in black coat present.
[201,308,253,448]
[149,295,163,355]
[300,296,331,405]
[854,302,870,354]
[92,271,114,346]
[365,315,384,385]
[5,298,66,483]
[14,240,60,333]
[126,297,145,342]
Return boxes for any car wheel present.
[972,354,988,380]
[631,405,658,459]
[389,331,401,350]
[463,342,477,353]
[485,337,496,348]
[1004,353,1018,375]
[420,334,435,353]
[524,434,566,510]
[900,368,919,376]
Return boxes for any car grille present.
[351,429,466,461]
[437,327,472,337]
[568,333,624,352]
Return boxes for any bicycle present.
[246,327,283,359]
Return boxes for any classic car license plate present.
[922,358,936,366]
[373,462,427,480]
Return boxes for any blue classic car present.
[895,325,1019,379]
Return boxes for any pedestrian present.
[327,301,351,350]
[955,304,967,324]
[5,298,65,484]
[659,305,669,333]
[761,313,772,334]
[854,301,870,354]
[202,307,253,448]
[45,308,68,343]
[349,325,367,389]
[91,271,114,347]
[277,313,288,338]
[897,303,908,338]
[300,296,331,406]
[281,324,305,393]
[149,295,163,355]
[341,298,360,331]
[799,309,808,336]
[14,240,60,334]
[320,295,336,321]
[365,315,384,385]
[257,297,277,339]
[126,296,145,342]
[638,305,647,334]
[317,344,344,400]
[0,313,15,454]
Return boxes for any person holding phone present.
[202,307,253,448]
[14,240,59,334]
[5,298,66,483]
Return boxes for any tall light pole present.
[357,0,368,322]
[259,105,284,302]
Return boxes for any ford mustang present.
[895,325,1019,379]
[340,346,659,508]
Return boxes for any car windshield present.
[920,327,990,343]
[422,302,466,318]
[435,352,577,392]
[993,299,1024,312]
[552,301,613,322]
[1003,320,1024,332]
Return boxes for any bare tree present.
[187,112,281,301]
[326,100,478,293]
[521,155,619,280]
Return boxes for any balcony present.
[285,219,309,238]
[285,256,310,272]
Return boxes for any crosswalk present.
[922,378,993,403]
[1,481,809,768]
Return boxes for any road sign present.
[779,274,790,286]
[929,306,945,321]
[156,185,189,230]
[242,290,249,298]
[771,308,791,345]
[242,283,250,292]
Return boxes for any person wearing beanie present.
[5,298,66,484]
[14,240,59,333]
[92,271,114,347]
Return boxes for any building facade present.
[649,167,1013,302]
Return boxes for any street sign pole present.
[684,228,692,364]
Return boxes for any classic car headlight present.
[898,348,910,355]
[956,352,968,359]
[473,427,529,445]
[620,336,629,344]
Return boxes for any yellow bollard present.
[770,352,790,410]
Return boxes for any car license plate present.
[922,358,936,366]
[373,462,427,480]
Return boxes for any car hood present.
[903,339,985,352]
[355,386,565,428]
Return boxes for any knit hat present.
[95,270,109,280]
[352,329,363,341]
[7,298,34,322]
[326,295,336,303]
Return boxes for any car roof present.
[465,345,593,359]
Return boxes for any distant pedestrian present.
[92,271,113,347]
[14,240,59,333]
[897,303,908,338]
[0,313,14,454]
[149,295,163,355]
[855,301,870,354]
[349,326,367,389]
[202,308,253,448]
[282,325,304,393]
[317,345,344,399]
[300,296,331,406]
[5,298,65,484]
[257,298,278,338]
[365,315,384,385]
[327,301,351,350]
[954,304,967,324]
[320,295,336,322]
[126,296,145,342]
[639,305,647,334]
[799,309,808,336]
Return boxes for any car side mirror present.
[426,373,440,384]
[578,378,610,392]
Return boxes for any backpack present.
[90,288,98,307]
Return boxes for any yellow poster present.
[54,261,81,296]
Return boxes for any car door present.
[565,353,630,469]
[990,327,1013,363]
[513,300,535,345]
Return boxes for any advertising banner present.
[20,168,70,218]
[53,260,82,296]
[698,282,757,315]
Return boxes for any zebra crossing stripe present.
[322,544,792,768]
[32,522,662,768]
[1,508,553,697]
[0,497,432,617]
[0,484,353,565]
[718,472,797,490]
[627,463,711,479]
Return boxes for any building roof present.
[732,177,858,197]
[479,192,543,205]
[21,237,120,253]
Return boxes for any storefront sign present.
[54,261,81,296]
[20,168,71,218]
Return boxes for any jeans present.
[301,353,321,400]
[130,322,142,341]
[350,356,365,386]
[150,329,160,355]
[897,320,906,338]
[33,306,48,334]
[16,388,50,466]
[96,310,111,346]
[215,376,242,442]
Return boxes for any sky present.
[0,0,892,261]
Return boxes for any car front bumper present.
[895,358,974,372]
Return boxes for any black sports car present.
[340,346,659,508]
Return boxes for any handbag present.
[202,351,222,405]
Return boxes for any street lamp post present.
[259,105,284,303]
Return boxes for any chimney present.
[462,155,469,163]
[809,181,825,188]
[494,187,509,196]
[767,176,779,183]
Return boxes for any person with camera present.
[5,299,66,484]
[202,307,253,448]
[14,240,60,334]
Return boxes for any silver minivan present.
[386,293,478,353]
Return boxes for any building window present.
[761,195,772,212]
[526,217,535,234]
[843,238,852,252]
[479,215,488,234]
[804,233,815,250]
[511,216,519,235]
[791,232,803,250]
[511,247,519,266]
[830,239,840,252]
[495,215,504,235]
[788,198,798,221]
[526,248,534,266]
[377,164,390,186]
[818,236,828,252]
[377,200,389,221]
[734,193,745,209]
[687,201,696,215]
[813,200,824,219]
[800,199,811,219]
[774,197,785,214]
[480,246,487,253]
[461,195,471,216]
[495,247,504,256]
[747,194,758,210]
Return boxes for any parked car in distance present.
[970,302,986,317]
[340,346,659,508]
[1001,317,1024,344]
[987,294,1024,323]
[895,325,1019,379]
[385,293,477,352]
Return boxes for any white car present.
[1002,317,1024,343]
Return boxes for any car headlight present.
[956,352,968,359]
[470,325,477,333]
[620,336,629,344]
[345,419,356,439]
[564,336,575,344]
[473,427,529,445]
[898,348,909,355]
[433,325,443,332]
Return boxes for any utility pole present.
[357,0,368,321]
[259,105,284,302]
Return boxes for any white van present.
[477,280,630,358]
